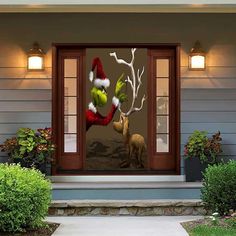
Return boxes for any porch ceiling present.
[1,1,236,13]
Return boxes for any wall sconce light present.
[189,40,206,70]
[27,42,45,71]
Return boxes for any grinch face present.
[91,86,108,107]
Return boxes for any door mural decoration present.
[86,48,147,170]
[53,45,179,174]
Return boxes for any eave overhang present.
[1,1,236,13]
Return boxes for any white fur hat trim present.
[88,102,97,113]
[94,78,110,88]
[112,96,120,107]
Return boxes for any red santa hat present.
[89,57,110,88]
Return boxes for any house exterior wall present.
[0,13,236,175]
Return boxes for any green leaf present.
[27,137,34,142]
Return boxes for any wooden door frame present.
[52,43,180,175]
[52,46,86,175]
[147,47,181,174]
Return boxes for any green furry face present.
[91,87,108,107]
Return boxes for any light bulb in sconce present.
[27,42,44,71]
[189,41,206,70]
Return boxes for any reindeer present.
[110,48,147,168]
[113,114,146,168]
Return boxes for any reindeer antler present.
[110,48,146,116]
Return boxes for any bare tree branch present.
[136,66,144,98]
[125,75,133,88]
[110,48,146,117]
[130,48,136,66]
[130,95,146,115]
[109,52,130,67]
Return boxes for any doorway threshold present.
[49,175,185,183]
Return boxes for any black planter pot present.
[185,157,208,182]
[14,158,47,174]
[35,162,47,174]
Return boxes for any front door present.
[52,44,180,175]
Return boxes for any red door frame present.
[52,43,180,175]
[147,47,181,174]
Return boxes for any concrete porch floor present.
[48,216,202,236]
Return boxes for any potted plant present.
[184,130,222,182]
[0,127,55,174]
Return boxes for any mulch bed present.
[0,222,60,236]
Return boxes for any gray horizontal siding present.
[181,122,236,133]
[181,112,236,123]
[182,100,236,111]
[182,88,236,100]
[181,78,236,89]
[0,67,52,78]
[0,89,51,100]
[181,67,236,89]
[0,68,52,159]
[181,87,236,172]
[0,78,51,89]
[181,67,236,78]
[181,87,236,157]
[0,101,51,111]
[0,123,51,134]
[0,112,51,123]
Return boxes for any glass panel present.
[64,134,77,152]
[156,116,169,133]
[156,79,169,96]
[64,97,77,115]
[64,116,77,133]
[64,59,77,77]
[156,59,169,77]
[64,78,77,96]
[156,97,169,115]
[156,134,169,152]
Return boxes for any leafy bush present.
[0,164,51,232]
[201,160,236,215]
[0,127,55,166]
[184,130,222,164]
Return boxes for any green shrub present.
[201,160,236,215]
[0,164,51,232]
